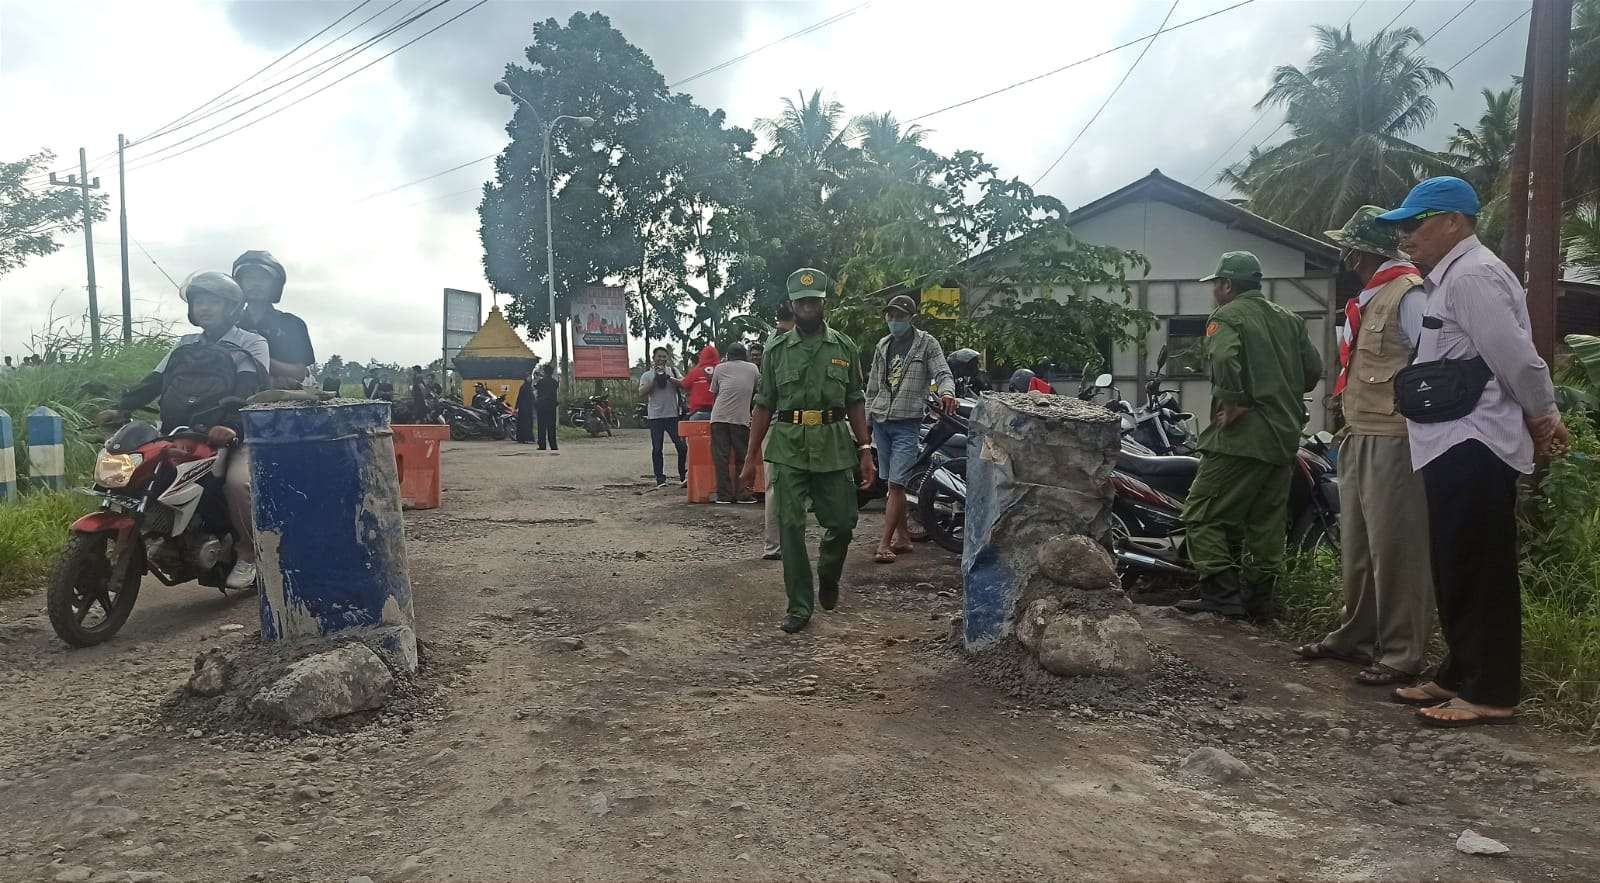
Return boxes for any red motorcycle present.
[49,417,248,647]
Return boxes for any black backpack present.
[160,339,259,428]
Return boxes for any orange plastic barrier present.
[393,424,449,510]
[680,420,713,503]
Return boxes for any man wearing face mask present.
[639,346,687,488]
[865,294,955,563]
[742,268,875,634]
[231,250,315,390]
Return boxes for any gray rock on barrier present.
[249,642,394,724]
[1037,534,1119,591]
[186,648,232,697]
[1036,612,1152,678]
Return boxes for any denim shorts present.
[871,418,922,488]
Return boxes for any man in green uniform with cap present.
[742,268,877,634]
[1177,251,1323,619]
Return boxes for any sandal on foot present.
[1355,664,1416,687]
[1390,682,1457,706]
[891,540,914,554]
[1293,642,1367,665]
[873,548,897,564]
[1415,700,1516,729]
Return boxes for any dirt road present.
[2,431,1597,882]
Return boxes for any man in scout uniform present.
[1176,251,1322,620]
[742,268,877,634]
[1294,208,1433,686]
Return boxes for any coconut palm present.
[1221,25,1458,234]
[1448,87,1519,200]
[758,89,859,186]
[1566,200,1600,277]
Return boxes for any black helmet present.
[947,348,982,378]
[179,271,247,325]
[231,249,287,303]
[1007,368,1036,393]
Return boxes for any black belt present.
[775,408,846,426]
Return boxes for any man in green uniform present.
[742,268,877,634]
[1177,251,1323,619]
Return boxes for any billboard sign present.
[571,285,631,379]
[442,288,482,368]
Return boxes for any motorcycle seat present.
[1117,448,1201,480]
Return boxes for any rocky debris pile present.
[1014,535,1152,679]
[164,628,435,734]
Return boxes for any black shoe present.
[713,497,733,505]
[1174,597,1248,619]
[818,584,838,611]
[761,551,782,561]
[780,615,810,634]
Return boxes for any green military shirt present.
[1199,291,1323,465]
[754,324,865,472]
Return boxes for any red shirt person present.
[682,345,720,418]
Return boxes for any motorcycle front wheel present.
[48,530,144,647]
[449,422,469,441]
[916,471,965,554]
[1289,508,1340,556]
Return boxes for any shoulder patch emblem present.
[830,358,850,368]
[1205,322,1220,337]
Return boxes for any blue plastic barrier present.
[26,406,65,491]
[242,401,415,666]
[0,410,15,502]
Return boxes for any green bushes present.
[0,491,92,599]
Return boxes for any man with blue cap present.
[1373,176,1569,728]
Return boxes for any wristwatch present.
[856,441,872,451]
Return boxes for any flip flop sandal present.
[1389,684,1458,706]
[1415,702,1516,729]
[1293,642,1367,665]
[891,541,914,554]
[873,549,897,564]
[1355,664,1415,686]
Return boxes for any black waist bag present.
[1393,356,1491,423]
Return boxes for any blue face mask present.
[886,319,911,337]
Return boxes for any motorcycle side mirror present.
[1094,373,1112,389]
[1155,344,1168,371]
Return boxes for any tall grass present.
[0,491,93,599]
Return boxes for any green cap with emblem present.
[1324,205,1407,262]
[1199,251,1263,284]
[785,267,831,301]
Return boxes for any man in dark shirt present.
[232,250,315,389]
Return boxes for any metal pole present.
[117,134,132,345]
[543,123,559,371]
[79,148,101,356]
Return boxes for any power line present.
[1033,0,1180,188]
[124,0,487,175]
[907,0,1255,125]
[1344,0,1368,27]
[352,152,496,203]
[1424,0,1477,44]
[131,237,180,289]
[124,0,448,169]
[1444,6,1531,74]
[668,2,870,88]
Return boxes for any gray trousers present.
[1321,433,1434,674]
[221,446,255,564]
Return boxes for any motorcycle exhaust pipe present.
[1115,548,1194,578]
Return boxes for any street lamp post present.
[494,80,596,377]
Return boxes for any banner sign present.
[571,285,630,378]
[920,286,960,318]
[442,288,482,368]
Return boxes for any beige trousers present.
[761,436,780,556]
[220,446,256,564]
[1321,433,1434,673]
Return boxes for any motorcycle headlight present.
[94,452,143,488]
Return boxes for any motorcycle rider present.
[1176,251,1322,620]
[98,272,268,590]
[232,250,315,389]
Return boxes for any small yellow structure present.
[451,306,538,408]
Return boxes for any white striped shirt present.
[1407,236,1558,474]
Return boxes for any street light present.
[494,80,596,375]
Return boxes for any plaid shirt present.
[865,328,954,422]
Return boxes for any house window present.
[1164,317,1208,377]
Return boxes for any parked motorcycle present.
[443,399,508,441]
[566,393,619,437]
[49,412,247,647]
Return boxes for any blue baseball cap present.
[1376,176,1481,222]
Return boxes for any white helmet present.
[179,271,247,323]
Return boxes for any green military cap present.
[1324,205,1407,262]
[785,267,831,301]
[1199,251,1264,284]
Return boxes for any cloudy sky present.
[1,0,1531,366]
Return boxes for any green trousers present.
[771,463,859,620]
[1182,451,1293,607]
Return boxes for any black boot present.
[818,583,839,611]
[1174,573,1248,619]
[1244,579,1280,623]
[780,614,810,634]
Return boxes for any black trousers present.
[649,417,686,483]
[1421,439,1521,707]
[710,422,750,501]
[536,404,558,450]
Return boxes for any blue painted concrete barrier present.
[0,410,16,502]
[26,406,65,491]
[242,401,416,667]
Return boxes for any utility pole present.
[117,135,132,345]
[1524,0,1572,363]
[48,148,102,355]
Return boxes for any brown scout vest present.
[1342,273,1422,436]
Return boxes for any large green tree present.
[1,151,107,278]
[1220,25,1457,234]
[1448,87,1519,200]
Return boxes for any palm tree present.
[1566,200,1600,277]
[1221,25,1457,234]
[758,89,859,186]
[1448,87,1519,200]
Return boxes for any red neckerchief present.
[1335,262,1420,395]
